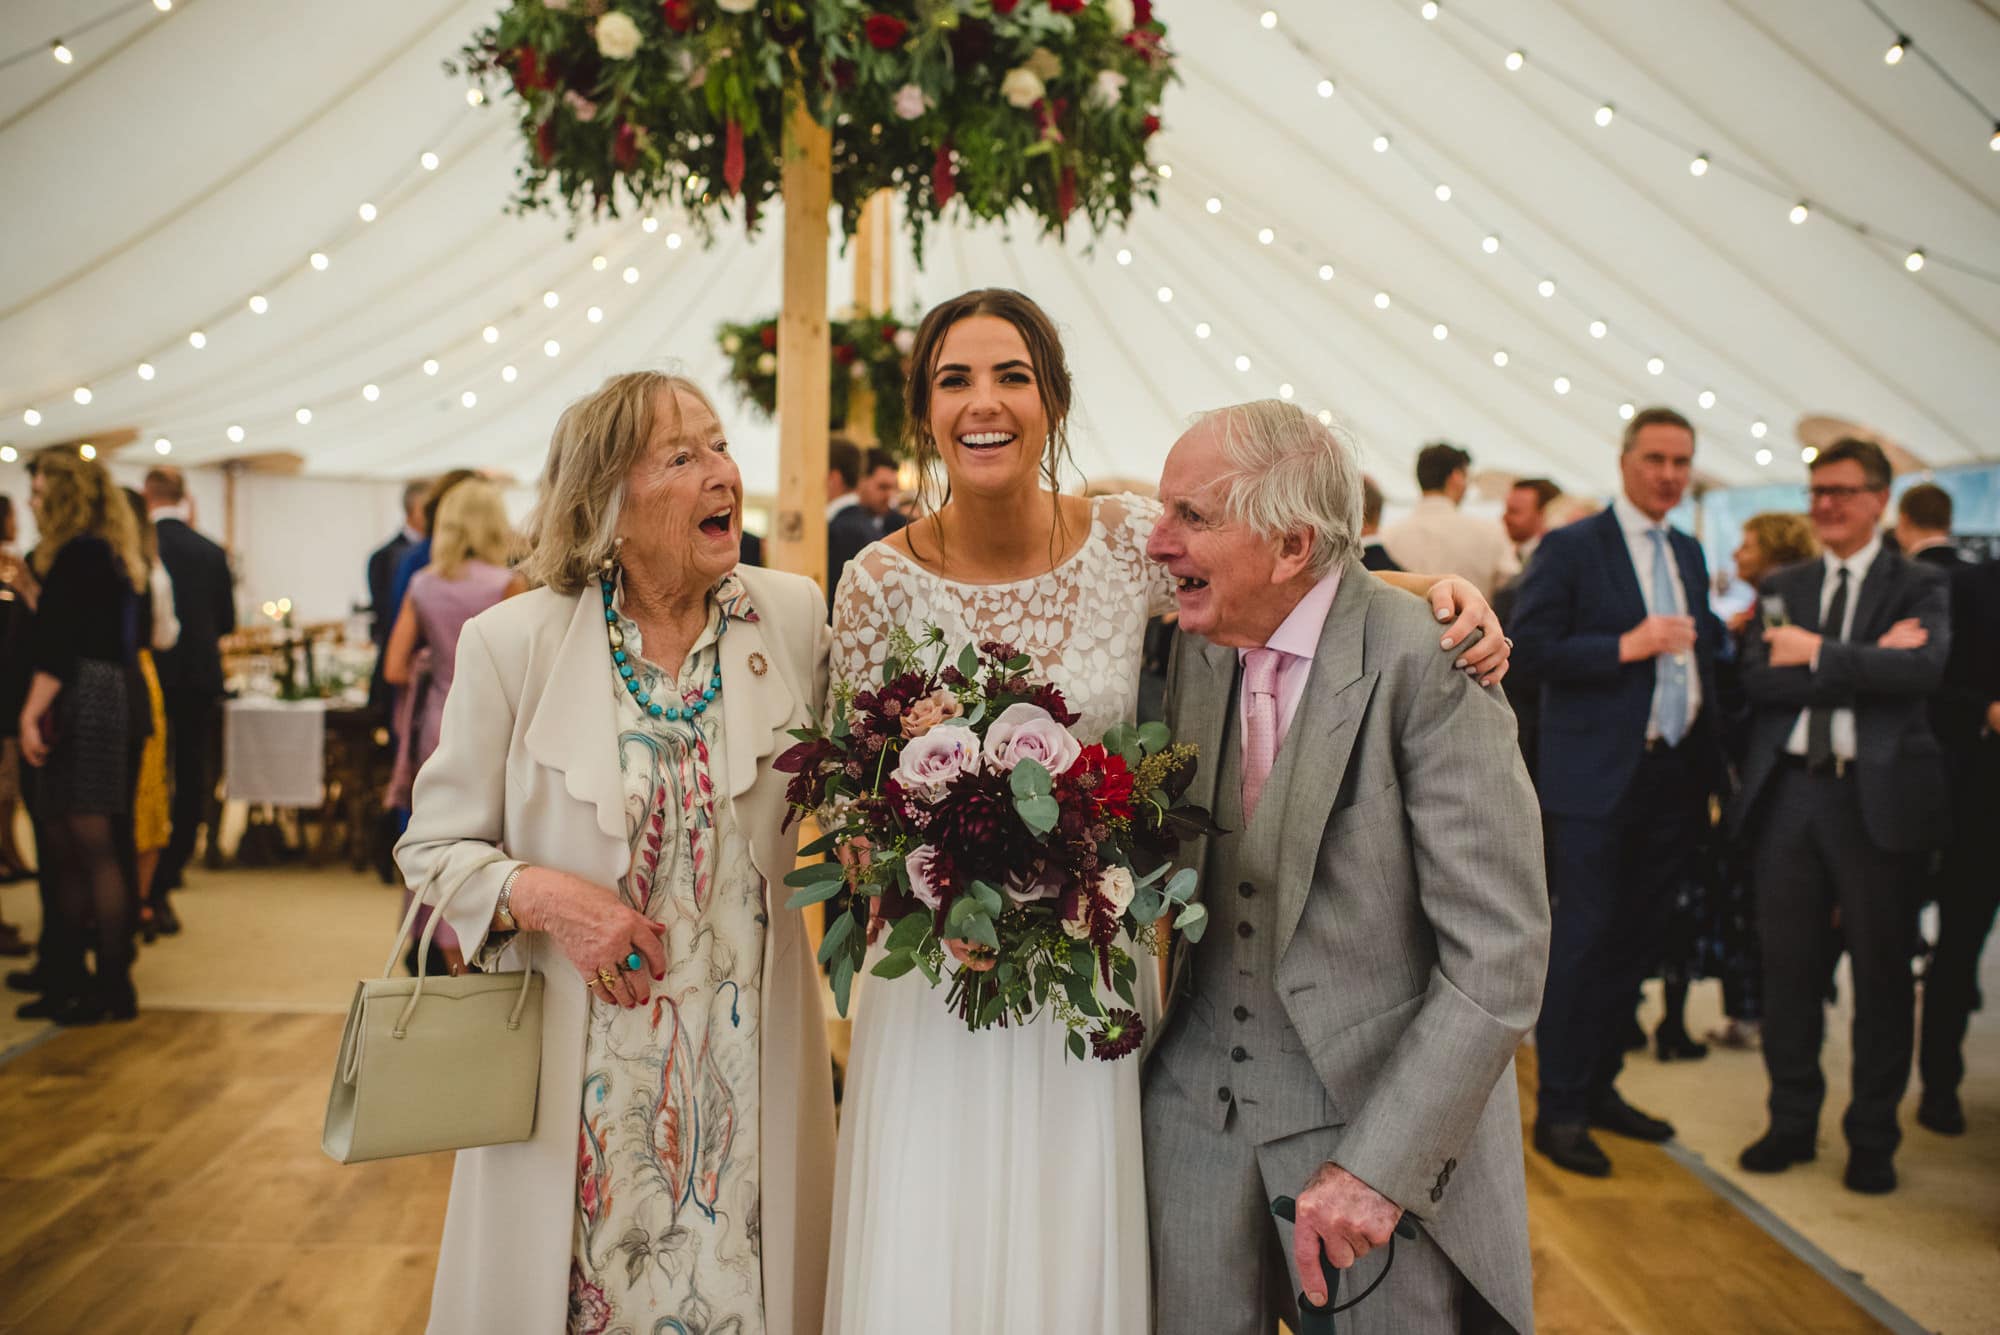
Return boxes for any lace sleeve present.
[828,546,895,720]
[1098,492,1178,619]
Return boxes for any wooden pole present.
[769,97,832,591]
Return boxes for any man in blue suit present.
[1511,407,1725,1177]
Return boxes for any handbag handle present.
[384,869,538,1040]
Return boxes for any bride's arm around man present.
[1144,400,1551,1334]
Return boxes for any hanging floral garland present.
[716,311,916,447]
[454,1,1172,248]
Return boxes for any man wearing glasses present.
[1732,437,1950,1195]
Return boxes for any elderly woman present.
[397,372,834,1335]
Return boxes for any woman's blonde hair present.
[30,450,147,591]
[518,371,719,594]
[431,477,518,579]
[1741,511,1819,581]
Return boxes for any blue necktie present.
[1649,529,1689,747]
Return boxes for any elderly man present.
[1144,401,1549,1334]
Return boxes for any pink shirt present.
[1236,566,1343,752]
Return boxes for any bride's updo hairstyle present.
[903,288,1079,518]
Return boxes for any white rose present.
[1104,0,1135,33]
[717,0,756,11]
[892,83,929,121]
[1090,69,1127,108]
[1096,865,1136,917]
[594,11,641,60]
[756,352,777,374]
[1001,67,1046,109]
[1025,46,1062,81]
[721,333,742,355]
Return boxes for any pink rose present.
[892,725,981,794]
[982,702,1081,776]
[1004,862,1065,906]
[901,688,964,739]
[892,82,929,120]
[564,90,599,122]
[905,844,947,910]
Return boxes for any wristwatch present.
[495,864,525,932]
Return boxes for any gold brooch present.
[748,652,768,677]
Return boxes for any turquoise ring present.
[624,952,644,972]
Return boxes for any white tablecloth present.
[224,698,327,806]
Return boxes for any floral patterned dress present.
[568,575,768,1335]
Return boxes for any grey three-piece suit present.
[1145,559,1551,1334]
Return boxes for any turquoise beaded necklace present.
[598,560,723,722]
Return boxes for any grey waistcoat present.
[1155,693,1334,1142]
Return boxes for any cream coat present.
[395,567,834,1335]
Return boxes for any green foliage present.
[714,310,916,451]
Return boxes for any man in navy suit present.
[1731,438,1950,1194]
[1511,407,1725,1177]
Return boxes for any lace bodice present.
[829,494,1177,743]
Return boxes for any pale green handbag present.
[322,879,544,1164]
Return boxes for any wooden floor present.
[0,1014,1888,1334]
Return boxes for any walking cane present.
[1270,1196,1419,1333]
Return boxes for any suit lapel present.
[1181,635,1237,874]
[1273,563,1379,961]
[1596,510,1648,625]
[1846,550,1898,644]
[524,592,628,842]
[717,602,798,800]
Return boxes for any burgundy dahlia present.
[1091,1009,1144,1060]
[927,770,1021,878]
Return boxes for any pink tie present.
[1242,648,1282,823]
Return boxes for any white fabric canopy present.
[5,0,1997,502]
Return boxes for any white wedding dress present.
[824,493,1177,1335]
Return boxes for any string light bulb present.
[1278,383,1294,399]
[1434,184,1452,202]
[52,40,74,64]
[72,386,92,405]
[310,251,329,270]
[1553,376,1572,395]
[1689,154,1709,177]
[543,290,560,308]
[482,325,500,344]
[227,424,245,442]
[1432,323,1449,341]
[420,151,439,171]
[1751,420,1769,439]
[1481,235,1500,254]
[592,255,608,271]
[22,409,41,426]
[1537,279,1556,298]
[1157,286,1174,303]
[1789,202,1810,225]
[358,202,377,222]
[1801,445,1818,463]
[466,88,484,106]
[1755,448,1773,466]
[1647,356,1666,376]
[1594,104,1615,128]
[1234,355,1252,371]
[587,306,604,323]
[1505,50,1525,72]
[1904,249,1926,272]
[248,294,269,314]
[501,365,518,382]
[1316,410,1333,426]
[79,444,96,460]
[1884,36,1907,65]
[1317,79,1334,98]
[1421,1,1439,19]
[544,339,561,357]
[461,391,478,408]
[1116,248,1132,265]
[153,438,171,456]
[0,447,15,464]
[1205,196,1223,214]
[1989,122,1999,152]
[1371,135,1390,153]
[623,266,640,284]
[1257,227,1275,244]
[1698,389,1716,409]
[642,215,659,233]
[1492,350,1509,367]
[1260,10,1277,30]
[1589,320,1608,339]
[423,358,440,376]
[188,330,206,349]
[361,384,380,402]
[295,408,312,425]
[1318,264,1335,280]
[1618,403,1636,421]
[1373,291,1391,309]
[1194,322,1212,339]
[153,0,172,10]
[137,362,155,381]
[665,232,683,250]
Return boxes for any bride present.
[822,288,1509,1333]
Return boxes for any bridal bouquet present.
[776,626,1218,1061]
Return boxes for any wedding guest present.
[383,478,522,970]
[1358,474,1402,573]
[1145,400,1546,1332]
[369,479,429,646]
[1512,407,1727,1178]
[1894,483,1967,571]
[1733,437,1950,1194]
[385,468,480,634]
[1919,555,2000,1135]
[0,494,33,957]
[397,372,834,1334]
[143,466,233,934]
[828,446,909,593]
[1381,442,1518,597]
[121,490,179,942]
[1503,478,1561,567]
[16,452,148,1024]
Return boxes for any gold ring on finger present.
[595,966,619,988]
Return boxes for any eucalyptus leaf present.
[957,643,980,679]
[1164,867,1199,905]
[783,861,845,887]
[1174,903,1210,943]
[1005,654,1032,672]
[1063,973,1102,1016]
[1067,1030,1086,1061]
[1127,887,1163,925]
[784,879,846,909]
[1017,794,1060,835]
[1008,759,1052,799]
[1114,974,1135,1005]
[884,912,930,953]
[962,914,1000,951]
[797,829,840,857]
[831,955,855,1016]
[1138,721,1171,753]
[871,952,920,980]
[969,880,1005,919]
[817,908,857,965]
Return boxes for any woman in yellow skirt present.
[123,491,177,941]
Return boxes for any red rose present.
[723,118,745,195]
[1049,0,1085,12]
[833,343,858,365]
[535,119,557,165]
[992,0,1020,12]
[660,0,695,33]
[1141,113,1161,138]
[759,325,778,350]
[1056,164,1077,222]
[511,46,550,95]
[612,121,638,171]
[864,14,909,49]
[1134,0,1154,24]
[933,141,957,206]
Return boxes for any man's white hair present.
[1193,399,1363,579]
